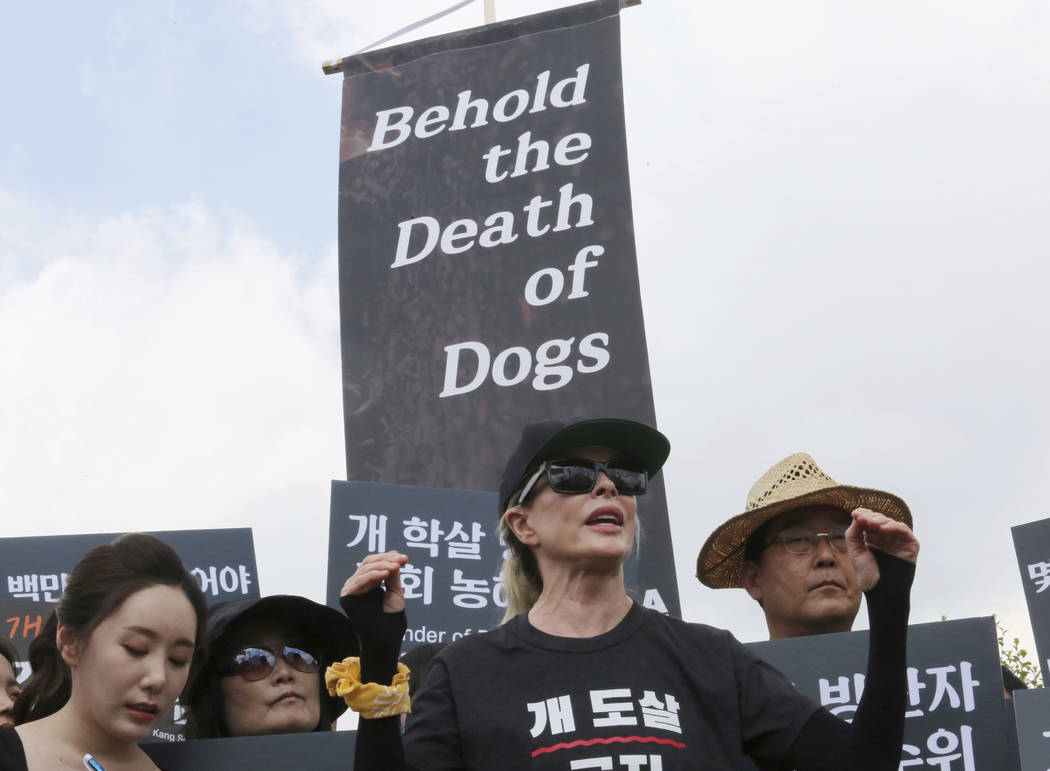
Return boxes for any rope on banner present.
[322,0,641,75]
[322,0,479,74]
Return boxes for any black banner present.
[0,528,259,742]
[0,598,51,685]
[336,1,678,615]
[1011,517,1050,684]
[1013,686,1050,771]
[747,617,1009,769]
[143,730,356,768]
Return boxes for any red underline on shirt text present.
[532,735,687,757]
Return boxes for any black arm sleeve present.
[339,591,418,771]
[781,550,915,771]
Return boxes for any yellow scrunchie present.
[325,657,411,719]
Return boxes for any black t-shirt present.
[350,551,913,771]
[403,604,821,770]
[0,727,28,771]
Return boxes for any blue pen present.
[83,755,105,771]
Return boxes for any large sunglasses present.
[517,458,648,504]
[221,646,320,682]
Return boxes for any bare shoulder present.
[12,721,54,768]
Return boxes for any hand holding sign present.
[846,508,920,591]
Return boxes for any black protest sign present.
[0,598,52,683]
[747,617,1008,769]
[326,480,654,652]
[1012,517,1050,684]
[0,529,259,606]
[327,480,503,649]
[336,0,679,616]
[143,730,356,769]
[0,528,259,742]
[1013,686,1050,771]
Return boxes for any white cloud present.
[0,192,344,599]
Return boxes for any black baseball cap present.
[498,417,671,513]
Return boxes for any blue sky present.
[1,1,340,260]
[3,0,1050,658]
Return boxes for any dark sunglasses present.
[517,458,648,504]
[221,645,320,682]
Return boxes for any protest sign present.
[334,0,678,615]
[747,617,1009,769]
[0,598,51,684]
[1011,517,1050,684]
[1013,686,1050,771]
[0,529,259,608]
[328,480,504,650]
[327,479,654,652]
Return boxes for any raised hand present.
[846,508,920,591]
[341,551,409,614]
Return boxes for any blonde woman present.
[343,417,919,770]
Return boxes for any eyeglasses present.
[221,646,320,681]
[517,458,648,504]
[765,529,848,555]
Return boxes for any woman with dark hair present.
[342,416,920,770]
[184,595,357,738]
[0,639,20,729]
[0,532,206,770]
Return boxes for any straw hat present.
[696,453,912,589]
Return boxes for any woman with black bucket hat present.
[341,416,919,770]
[185,595,357,738]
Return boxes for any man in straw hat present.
[697,453,916,639]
